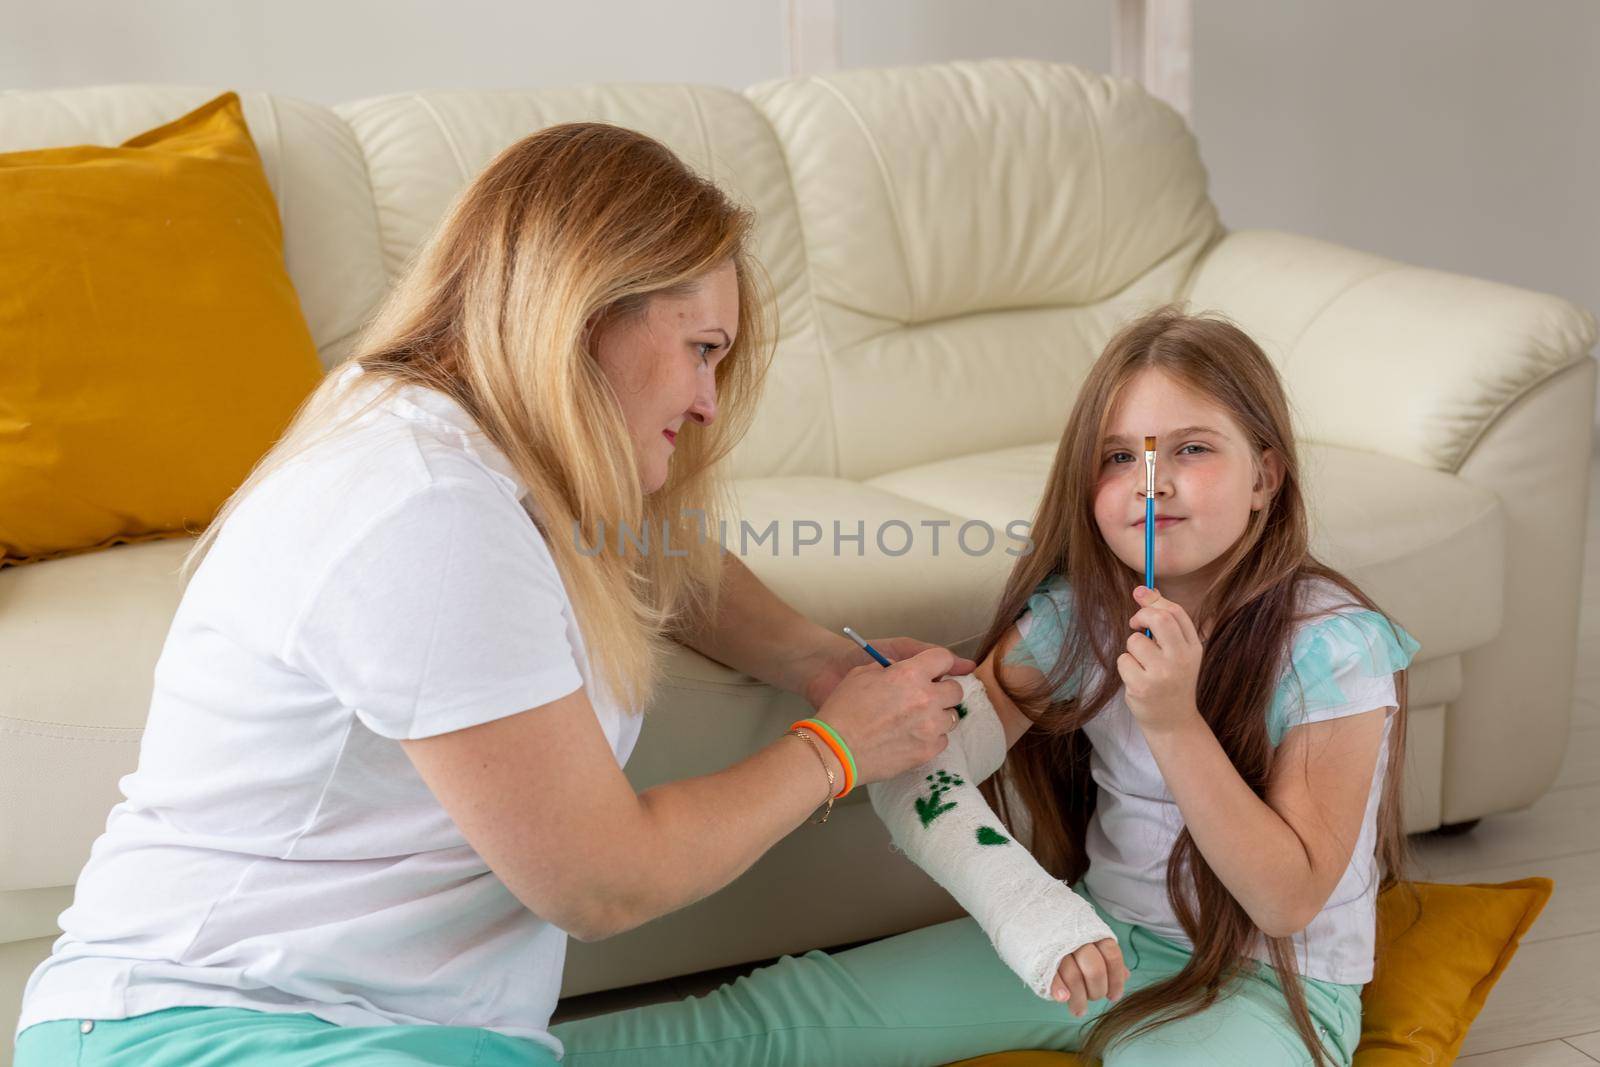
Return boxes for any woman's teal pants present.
[15,887,1361,1065]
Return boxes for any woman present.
[12,122,973,1067]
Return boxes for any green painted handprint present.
[915,769,964,827]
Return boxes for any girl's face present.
[1092,368,1282,609]
[592,260,738,494]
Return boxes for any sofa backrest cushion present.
[747,59,1223,480]
[334,86,829,481]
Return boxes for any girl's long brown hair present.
[976,305,1415,1066]
[182,123,774,713]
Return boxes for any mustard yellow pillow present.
[942,878,1552,1067]
[1357,877,1551,1065]
[0,91,323,567]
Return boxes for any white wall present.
[0,0,785,98]
[4,0,1594,427]
[1192,0,1600,437]
[838,0,1107,72]
[0,0,1116,98]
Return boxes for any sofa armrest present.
[1188,228,1598,822]
[1184,229,1596,474]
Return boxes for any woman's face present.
[1091,368,1282,606]
[592,260,738,494]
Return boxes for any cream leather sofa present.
[3,59,1596,1055]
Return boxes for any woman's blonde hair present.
[181,122,775,713]
[977,304,1414,1067]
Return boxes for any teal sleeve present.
[1000,573,1088,702]
[1266,609,1423,746]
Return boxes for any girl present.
[550,306,1421,1066]
[11,123,975,1067]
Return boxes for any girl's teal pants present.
[551,884,1362,1066]
[15,887,1361,1066]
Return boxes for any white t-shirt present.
[1006,574,1421,985]
[15,362,641,1058]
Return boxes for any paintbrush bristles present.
[1144,435,1157,451]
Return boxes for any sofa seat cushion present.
[0,537,192,889]
[865,440,1506,662]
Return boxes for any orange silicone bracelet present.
[790,718,854,798]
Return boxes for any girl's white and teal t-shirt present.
[1006,573,1421,985]
[14,363,641,1058]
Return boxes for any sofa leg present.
[1433,818,1481,837]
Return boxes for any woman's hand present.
[1050,938,1128,1017]
[801,636,976,710]
[814,647,970,784]
[1117,585,1203,736]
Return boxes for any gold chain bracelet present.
[787,728,836,824]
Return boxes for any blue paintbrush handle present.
[1144,496,1154,638]
[842,626,894,668]
[858,640,893,668]
[841,627,968,718]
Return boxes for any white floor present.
[1439,450,1600,1064]
[553,452,1600,1063]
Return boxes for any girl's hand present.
[1117,586,1204,735]
[802,636,976,710]
[1050,937,1128,1017]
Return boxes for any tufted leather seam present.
[812,77,917,326]
[834,298,1110,353]
[0,726,141,741]
[49,91,88,141]
[259,93,287,240]
[412,93,473,185]
[683,86,714,184]
[0,714,143,731]
[1451,349,1597,475]
[340,104,400,286]
[749,83,843,477]
[1062,65,1109,305]
[1176,225,1231,304]
[317,323,366,363]
[1280,265,1403,378]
